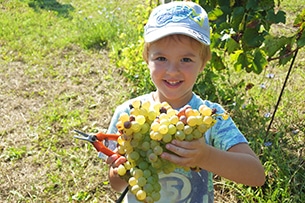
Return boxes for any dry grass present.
[0,46,132,202]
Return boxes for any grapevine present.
[115,100,229,202]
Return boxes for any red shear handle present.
[92,141,120,157]
[93,132,121,157]
[95,132,120,141]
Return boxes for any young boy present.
[106,1,265,202]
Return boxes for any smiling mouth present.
[164,80,182,86]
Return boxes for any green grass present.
[0,0,304,202]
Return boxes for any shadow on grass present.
[28,0,74,18]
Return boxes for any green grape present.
[159,117,170,125]
[137,176,147,187]
[124,128,133,136]
[153,145,163,155]
[136,115,146,125]
[130,139,139,148]
[197,124,208,133]
[153,182,161,192]
[145,196,154,203]
[131,121,141,132]
[167,124,177,135]
[150,140,159,149]
[133,132,143,141]
[117,146,125,154]
[117,136,124,145]
[136,189,146,201]
[187,115,197,127]
[151,191,161,201]
[222,112,229,120]
[192,128,202,139]
[138,161,149,170]
[131,100,141,109]
[148,153,158,162]
[151,122,160,132]
[169,115,179,124]
[199,104,212,116]
[176,120,184,130]
[119,112,130,122]
[124,161,132,170]
[141,100,151,111]
[150,131,162,141]
[131,185,141,195]
[184,125,193,135]
[158,124,168,134]
[203,116,214,125]
[141,141,150,151]
[162,133,172,143]
[148,110,157,121]
[143,183,154,194]
[129,151,140,161]
[116,120,124,131]
[185,108,195,117]
[140,123,150,134]
[117,164,127,176]
[151,158,162,169]
[132,168,144,179]
[147,176,157,184]
[143,169,152,178]
[185,133,194,141]
[129,176,137,186]
[175,130,185,141]
[167,108,177,117]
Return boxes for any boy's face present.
[147,35,205,108]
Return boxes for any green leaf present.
[211,52,226,71]
[263,35,291,57]
[293,8,305,27]
[226,38,240,53]
[231,50,252,72]
[246,0,258,10]
[208,7,223,21]
[242,28,264,48]
[297,31,305,48]
[252,49,267,74]
[266,10,286,24]
[279,46,294,65]
[231,7,245,31]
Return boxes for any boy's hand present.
[160,136,209,168]
[106,154,127,176]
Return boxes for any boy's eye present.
[181,58,192,62]
[156,57,166,61]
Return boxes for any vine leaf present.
[263,35,291,58]
[252,49,267,74]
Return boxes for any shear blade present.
[74,129,89,137]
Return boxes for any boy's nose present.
[166,63,179,74]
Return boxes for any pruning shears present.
[73,129,121,157]
[73,129,128,203]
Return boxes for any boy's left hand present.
[160,137,209,168]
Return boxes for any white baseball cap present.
[144,1,210,45]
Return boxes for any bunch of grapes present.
[114,100,229,202]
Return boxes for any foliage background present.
[0,0,304,202]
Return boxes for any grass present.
[1,0,304,202]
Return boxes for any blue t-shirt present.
[106,92,247,203]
